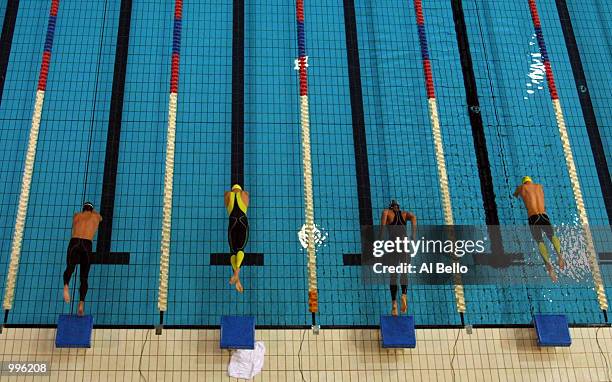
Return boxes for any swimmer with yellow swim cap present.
[224,184,250,292]
[513,176,565,282]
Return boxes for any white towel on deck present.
[227,341,265,380]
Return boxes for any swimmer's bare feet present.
[545,263,558,283]
[77,301,85,316]
[234,279,243,293]
[401,294,407,313]
[63,285,70,303]
[558,256,566,270]
[391,301,398,316]
[229,269,240,285]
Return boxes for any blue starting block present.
[534,314,571,347]
[380,315,416,348]
[55,314,94,348]
[220,316,255,349]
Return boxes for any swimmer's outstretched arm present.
[513,185,521,198]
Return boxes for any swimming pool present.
[0,0,610,327]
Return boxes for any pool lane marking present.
[449,0,510,260]
[210,253,264,266]
[95,0,132,265]
[342,0,373,229]
[231,0,244,187]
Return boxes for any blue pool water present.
[0,0,610,327]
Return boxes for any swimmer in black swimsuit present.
[224,184,250,293]
[381,200,417,316]
[63,202,102,315]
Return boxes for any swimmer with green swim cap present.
[513,176,565,282]
[224,184,250,292]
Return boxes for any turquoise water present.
[568,0,612,180]
[0,0,610,327]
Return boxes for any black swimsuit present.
[528,213,554,242]
[63,238,92,302]
[388,209,408,301]
[390,209,407,226]
[228,193,249,255]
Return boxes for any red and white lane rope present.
[413,0,465,314]
[158,0,182,313]
[3,0,60,311]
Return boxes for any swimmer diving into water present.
[224,184,250,293]
[514,176,565,282]
[380,200,417,316]
[63,202,102,316]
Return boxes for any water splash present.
[555,216,592,283]
[298,223,328,250]
[524,35,545,100]
[521,215,592,284]
[540,289,554,303]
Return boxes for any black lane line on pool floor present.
[231,0,245,187]
[451,0,510,261]
[210,253,264,266]
[94,0,132,265]
[554,0,612,226]
[0,0,19,105]
[210,0,263,266]
[342,0,374,263]
[343,0,373,228]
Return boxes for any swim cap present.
[522,176,532,184]
[83,202,94,211]
[232,184,242,191]
[389,200,399,209]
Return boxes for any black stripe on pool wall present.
[343,0,373,227]
[96,0,132,256]
[231,0,245,187]
[450,0,505,257]
[554,0,612,226]
[0,0,19,106]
